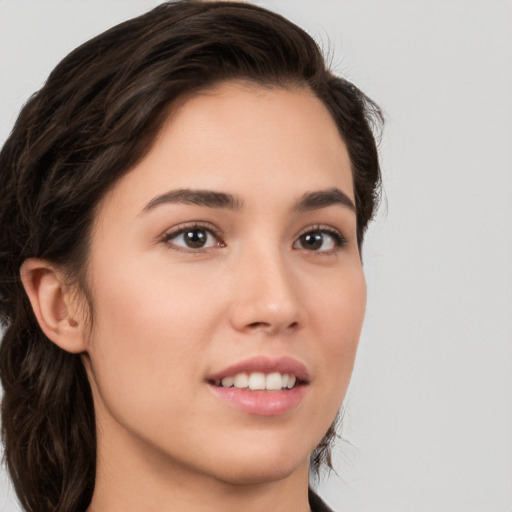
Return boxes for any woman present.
[0,1,382,511]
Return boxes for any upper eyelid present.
[161,221,223,240]
[295,223,346,240]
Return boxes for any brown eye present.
[299,232,324,250]
[294,229,343,252]
[164,227,220,250]
[183,229,208,248]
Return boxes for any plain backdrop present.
[1,1,511,511]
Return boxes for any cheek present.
[84,259,220,416]
[311,265,366,396]
[316,263,366,342]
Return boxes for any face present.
[81,82,366,486]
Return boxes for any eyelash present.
[161,222,224,253]
[160,222,347,254]
[294,224,347,254]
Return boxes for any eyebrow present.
[141,186,355,215]
[142,189,244,213]
[293,188,356,213]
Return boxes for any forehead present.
[97,82,353,217]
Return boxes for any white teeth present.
[218,372,298,390]
[266,372,283,391]
[248,372,266,390]
[221,376,234,388]
[233,373,249,388]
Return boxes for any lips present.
[207,356,310,416]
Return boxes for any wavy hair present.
[0,2,382,510]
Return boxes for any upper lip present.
[208,355,310,383]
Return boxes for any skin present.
[22,82,366,512]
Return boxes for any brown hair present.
[0,1,382,510]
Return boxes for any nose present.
[228,246,306,336]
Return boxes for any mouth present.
[206,356,309,415]
[210,371,300,391]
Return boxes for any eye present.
[162,224,223,250]
[294,228,345,252]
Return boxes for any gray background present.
[1,1,511,511]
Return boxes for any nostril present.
[247,321,270,329]
[246,320,299,331]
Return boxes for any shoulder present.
[308,488,335,512]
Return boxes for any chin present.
[213,458,307,486]
[200,439,312,486]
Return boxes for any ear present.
[20,258,88,354]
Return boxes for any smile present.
[207,356,309,415]
[213,372,298,391]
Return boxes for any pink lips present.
[207,356,310,416]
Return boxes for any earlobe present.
[20,258,87,354]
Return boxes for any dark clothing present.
[308,489,334,512]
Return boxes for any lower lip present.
[208,384,307,416]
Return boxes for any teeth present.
[218,372,298,390]
[221,376,234,388]
[233,373,248,388]
[248,372,266,390]
[266,372,283,391]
